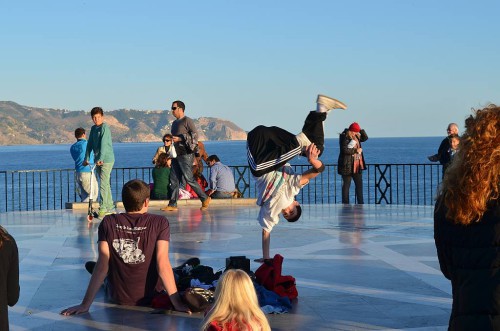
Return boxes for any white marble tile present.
[2,204,452,330]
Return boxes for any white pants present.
[75,172,98,202]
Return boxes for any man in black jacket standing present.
[428,123,459,177]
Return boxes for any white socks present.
[316,103,329,113]
[295,132,312,150]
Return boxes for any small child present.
[83,107,115,218]
[70,127,98,202]
[200,269,271,331]
[152,153,172,200]
[448,134,460,160]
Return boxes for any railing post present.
[374,164,391,204]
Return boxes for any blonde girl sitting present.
[200,269,271,331]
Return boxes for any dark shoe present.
[85,261,96,274]
[183,257,201,267]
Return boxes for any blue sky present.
[1,1,498,137]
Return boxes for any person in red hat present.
[337,122,368,204]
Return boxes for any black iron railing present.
[0,164,443,213]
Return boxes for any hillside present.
[0,101,247,145]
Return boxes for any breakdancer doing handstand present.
[247,94,347,262]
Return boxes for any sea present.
[0,137,443,171]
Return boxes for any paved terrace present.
[1,201,452,331]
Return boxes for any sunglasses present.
[163,139,171,142]
[171,106,178,110]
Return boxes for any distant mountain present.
[0,101,247,145]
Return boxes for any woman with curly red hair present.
[434,104,500,330]
[0,226,20,331]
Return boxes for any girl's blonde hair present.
[200,269,270,331]
[441,104,500,224]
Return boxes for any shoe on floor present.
[98,210,115,218]
[85,261,96,274]
[161,205,178,211]
[200,197,211,210]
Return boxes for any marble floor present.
[1,203,452,331]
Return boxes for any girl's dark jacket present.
[337,128,368,176]
[434,196,500,330]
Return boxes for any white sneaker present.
[317,94,347,111]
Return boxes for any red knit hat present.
[349,122,361,133]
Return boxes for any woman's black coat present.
[337,128,368,176]
[434,197,500,330]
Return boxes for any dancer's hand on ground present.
[60,304,90,316]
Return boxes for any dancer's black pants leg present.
[301,111,327,156]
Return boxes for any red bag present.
[151,292,173,310]
[255,254,298,300]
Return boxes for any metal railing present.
[0,164,443,213]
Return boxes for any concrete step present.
[66,198,257,210]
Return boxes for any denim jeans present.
[169,153,208,206]
[211,191,233,199]
[96,162,115,211]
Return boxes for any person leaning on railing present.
[427,122,459,178]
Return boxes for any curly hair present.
[441,104,500,225]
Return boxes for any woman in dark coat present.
[0,225,20,331]
[337,122,368,204]
[434,104,500,330]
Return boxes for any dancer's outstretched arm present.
[300,144,325,186]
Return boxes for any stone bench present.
[66,198,257,210]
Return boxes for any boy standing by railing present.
[83,107,115,218]
[70,127,98,202]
